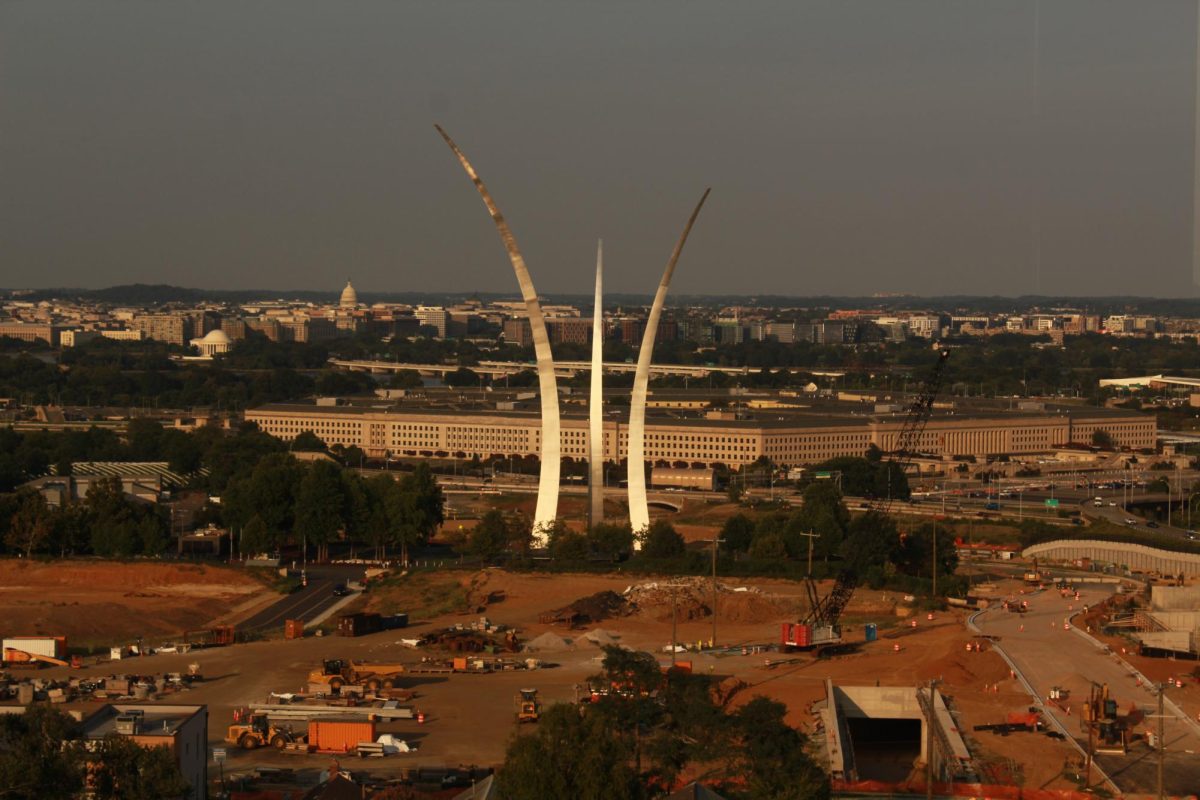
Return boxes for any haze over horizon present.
[2,1,1198,298]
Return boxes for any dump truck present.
[515,688,540,723]
[307,658,407,692]
[226,711,303,750]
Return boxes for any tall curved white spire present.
[435,125,561,539]
[628,190,711,533]
[589,240,605,529]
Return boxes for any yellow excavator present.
[515,688,540,723]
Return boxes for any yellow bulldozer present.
[515,688,541,723]
[225,711,301,750]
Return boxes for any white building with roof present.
[189,328,233,358]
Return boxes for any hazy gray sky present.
[2,1,1197,297]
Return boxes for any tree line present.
[497,645,830,800]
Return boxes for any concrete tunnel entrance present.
[844,716,923,782]
[816,681,975,785]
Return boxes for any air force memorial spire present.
[627,190,711,534]
[437,125,708,540]
[589,240,605,529]
[436,125,562,541]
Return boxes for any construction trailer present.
[2,636,69,667]
[308,719,376,753]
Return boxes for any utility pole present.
[925,678,936,800]
[1156,683,1165,800]
[671,584,679,667]
[709,537,725,648]
[931,520,938,598]
[797,530,820,576]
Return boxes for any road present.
[973,583,1200,796]
[239,565,363,633]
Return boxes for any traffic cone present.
[417,711,426,724]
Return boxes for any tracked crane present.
[782,347,951,652]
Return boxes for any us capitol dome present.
[339,279,358,308]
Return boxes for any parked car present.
[1146,521,1159,529]
[332,584,350,597]
[1124,518,1138,525]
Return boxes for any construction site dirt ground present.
[21,567,1087,792]
[0,560,276,649]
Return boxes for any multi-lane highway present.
[239,564,364,633]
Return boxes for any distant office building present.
[246,317,282,342]
[764,322,796,343]
[130,314,193,346]
[1103,315,1134,334]
[59,329,100,348]
[0,321,62,346]
[906,315,944,339]
[503,318,533,347]
[99,329,146,342]
[219,317,247,340]
[415,306,449,338]
[547,317,591,345]
[277,316,337,343]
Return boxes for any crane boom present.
[789,348,952,648]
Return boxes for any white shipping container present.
[2,637,64,659]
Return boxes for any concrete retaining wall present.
[1024,540,1200,576]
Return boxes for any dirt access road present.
[974,583,1200,796]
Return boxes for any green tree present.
[840,511,901,583]
[240,515,273,556]
[394,463,445,565]
[5,491,54,557]
[91,735,190,800]
[290,430,326,452]
[467,509,509,561]
[640,520,685,559]
[730,697,830,800]
[587,521,634,560]
[749,533,787,560]
[294,460,346,563]
[793,481,850,561]
[546,521,589,561]
[495,704,641,800]
[0,703,84,800]
[720,514,755,553]
[897,523,959,582]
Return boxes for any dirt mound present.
[582,628,621,646]
[623,579,796,625]
[524,632,573,652]
[539,590,630,628]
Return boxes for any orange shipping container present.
[307,720,376,753]
[452,657,468,672]
[284,620,305,640]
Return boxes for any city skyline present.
[3,1,1199,296]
